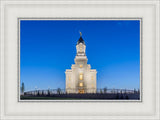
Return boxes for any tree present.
[100,89,103,94]
[57,88,61,94]
[138,89,140,93]
[120,90,122,94]
[134,88,136,94]
[103,87,107,94]
[124,89,127,94]
[21,82,25,94]
[48,89,50,96]
[42,90,44,96]
[37,90,40,96]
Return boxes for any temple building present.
[65,32,97,94]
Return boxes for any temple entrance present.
[78,89,85,94]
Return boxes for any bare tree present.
[103,87,107,94]
[21,82,25,95]
[134,88,136,93]
[57,88,61,94]
[48,89,50,96]
[100,89,103,94]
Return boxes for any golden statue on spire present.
[79,31,82,37]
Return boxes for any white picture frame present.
[0,0,159,120]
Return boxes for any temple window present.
[79,64,83,68]
[80,47,82,52]
[91,76,94,80]
[79,73,83,80]
[79,82,83,87]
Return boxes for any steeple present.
[76,32,86,57]
[77,32,85,45]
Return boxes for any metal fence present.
[23,88,140,96]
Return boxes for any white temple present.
[65,32,97,94]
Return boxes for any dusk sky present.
[20,20,140,91]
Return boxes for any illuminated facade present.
[65,33,97,93]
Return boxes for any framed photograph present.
[0,0,159,120]
[19,18,141,101]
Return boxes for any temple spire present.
[77,32,85,45]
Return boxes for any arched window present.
[79,82,83,87]
[91,76,94,80]
[79,73,83,80]
[79,64,83,68]
[69,76,71,80]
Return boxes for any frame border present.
[0,0,159,120]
